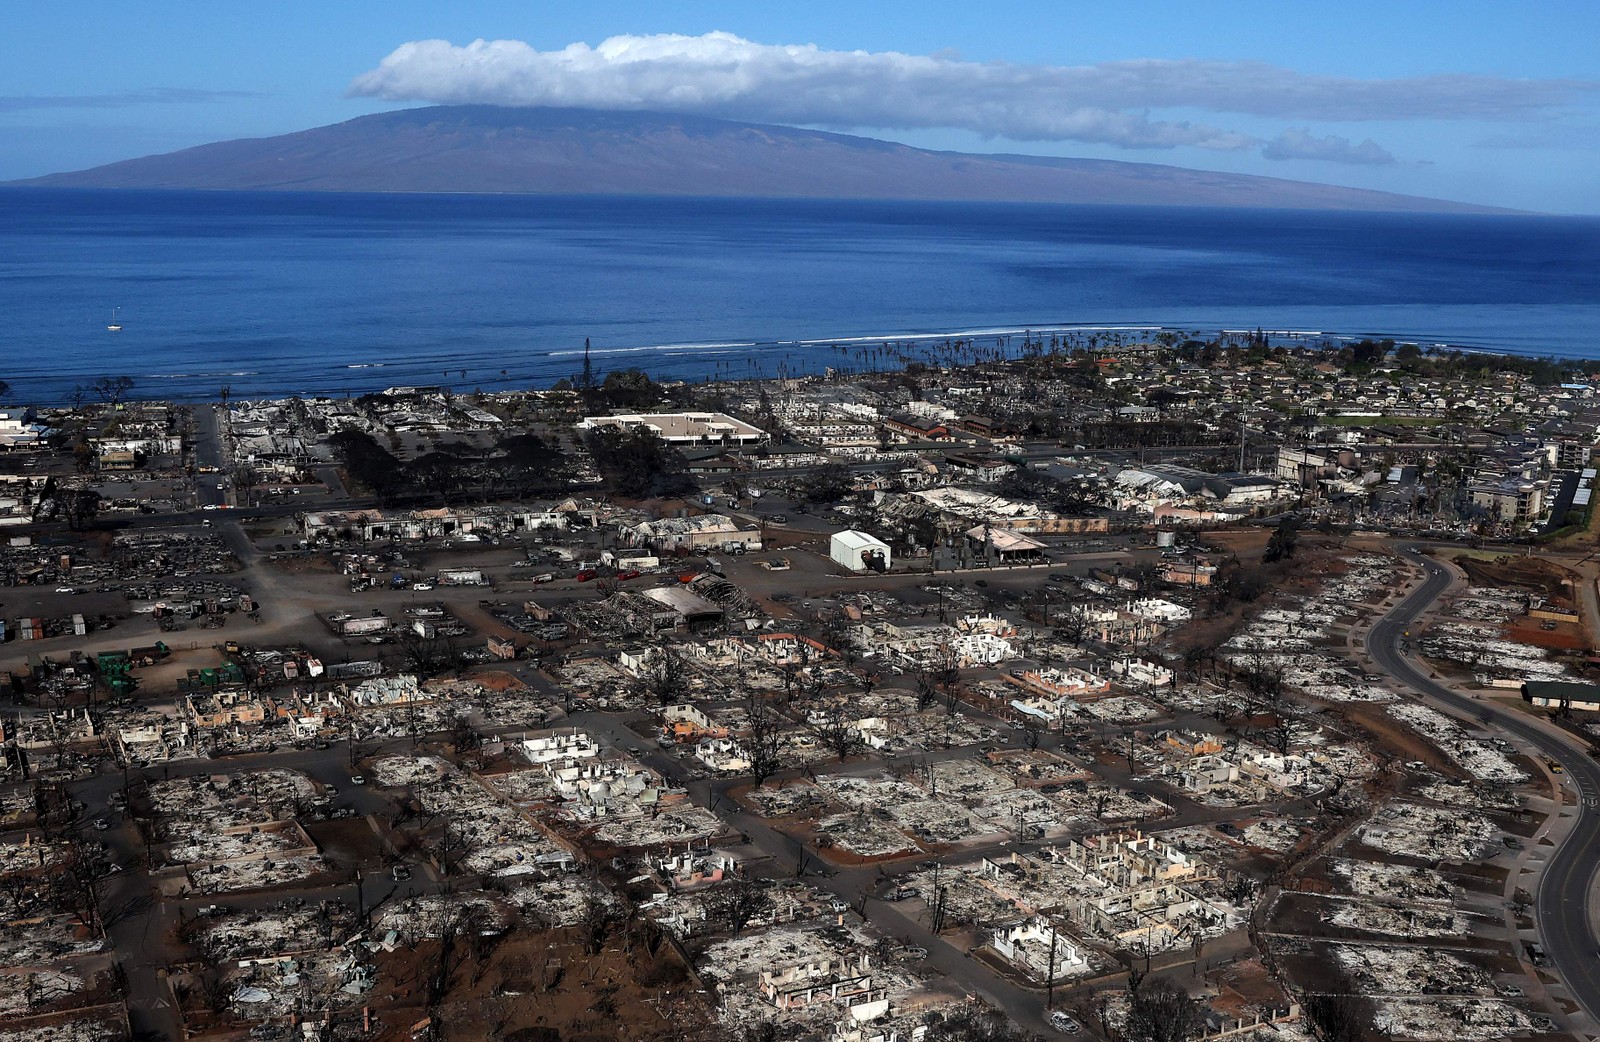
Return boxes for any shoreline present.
[4,322,1592,408]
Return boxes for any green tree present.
[579,338,599,412]
[1263,516,1300,563]
[584,426,691,498]
[496,433,569,495]
[63,489,102,531]
[328,428,403,502]
[406,451,467,503]
[598,368,662,409]
[799,463,853,503]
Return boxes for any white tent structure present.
[830,530,891,572]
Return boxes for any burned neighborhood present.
[5,338,1600,1042]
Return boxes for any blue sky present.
[3,0,1597,211]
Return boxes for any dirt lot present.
[1504,621,1587,651]
[1450,554,1577,607]
[302,816,390,867]
[363,922,716,1042]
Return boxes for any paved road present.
[1368,548,1600,1023]
[192,404,228,508]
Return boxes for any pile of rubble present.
[371,753,570,875]
[0,1009,130,1041]
[1329,941,1490,995]
[1357,801,1499,862]
[144,770,328,893]
[1370,997,1536,1042]
[111,531,240,579]
[1222,555,1400,696]
[1326,858,1461,905]
[1240,817,1310,853]
[1387,704,1528,784]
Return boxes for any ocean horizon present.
[1,187,1596,405]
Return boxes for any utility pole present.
[1045,927,1059,1009]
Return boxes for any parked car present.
[1048,1012,1081,1034]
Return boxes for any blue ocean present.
[1,188,1597,404]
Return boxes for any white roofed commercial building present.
[830,530,891,573]
[579,412,767,446]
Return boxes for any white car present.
[201,504,220,511]
[1048,1012,1081,1035]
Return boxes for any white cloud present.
[347,32,1597,162]
[1262,128,1396,165]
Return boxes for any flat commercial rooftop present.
[642,586,725,618]
[580,412,766,444]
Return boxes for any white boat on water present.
[107,306,122,332]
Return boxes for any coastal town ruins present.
[4,334,1600,1041]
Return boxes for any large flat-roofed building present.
[579,412,767,447]
[1468,478,1545,523]
[1523,681,1600,712]
[641,586,726,628]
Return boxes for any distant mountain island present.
[13,105,1505,212]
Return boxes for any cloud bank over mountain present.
[348,32,1594,166]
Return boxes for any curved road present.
[1369,549,1600,1023]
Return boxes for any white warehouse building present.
[830,530,891,572]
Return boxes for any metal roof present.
[831,529,889,550]
[641,586,724,618]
